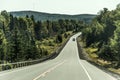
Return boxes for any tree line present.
[0,11,84,63]
[82,4,120,67]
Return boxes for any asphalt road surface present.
[0,32,117,80]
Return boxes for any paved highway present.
[0,33,117,80]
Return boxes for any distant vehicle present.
[73,38,75,41]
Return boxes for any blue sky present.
[1,0,120,14]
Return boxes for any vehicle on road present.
[73,38,75,41]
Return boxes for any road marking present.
[79,60,92,80]
[75,43,92,80]
[75,37,116,80]
[33,60,66,80]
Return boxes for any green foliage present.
[2,64,12,70]
[98,44,116,61]
[117,3,120,10]
[82,4,120,66]
[64,33,68,38]
[56,34,63,43]
[0,11,85,63]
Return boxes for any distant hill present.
[10,11,96,23]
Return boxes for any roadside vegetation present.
[81,3,120,74]
[0,11,85,65]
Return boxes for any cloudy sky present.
[1,0,120,14]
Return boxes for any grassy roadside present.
[77,37,120,75]
[0,31,73,71]
[37,31,73,56]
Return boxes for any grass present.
[79,40,120,75]
[85,47,98,59]
[85,47,112,66]
[39,37,57,55]
[108,68,120,74]
[37,31,73,55]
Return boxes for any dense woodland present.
[0,11,85,63]
[82,4,120,67]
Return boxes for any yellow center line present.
[33,60,66,80]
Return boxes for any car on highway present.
[72,38,75,41]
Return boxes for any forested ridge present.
[10,11,96,22]
[82,4,120,68]
[0,11,85,63]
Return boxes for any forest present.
[82,4,120,68]
[0,11,85,64]
[1,3,120,71]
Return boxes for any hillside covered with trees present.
[82,4,120,69]
[0,11,85,64]
[10,11,96,23]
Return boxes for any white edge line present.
[78,60,92,80]
[75,35,117,80]
[76,39,92,80]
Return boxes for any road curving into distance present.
[0,32,117,80]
